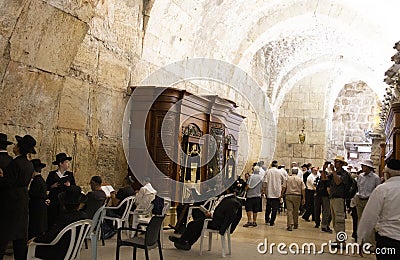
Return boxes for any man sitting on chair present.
[168,181,242,250]
[29,186,87,260]
[80,176,106,218]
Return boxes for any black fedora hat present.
[31,159,46,169]
[52,153,72,165]
[0,133,13,146]
[15,135,36,154]
[60,186,84,205]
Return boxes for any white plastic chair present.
[86,205,106,260]
[103,196,135,230]
[27,219,92,260]
[199,219,232,257]
[186,197,218,225]
[130,203,154,237]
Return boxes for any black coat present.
[0,151,12,170]
[208,195,242,235]
[29,174,48,239]
[34,210,87,260]
[46,170,76,226]
[0,151,13,240]
[0,155,34,243]
[81,190,106,218]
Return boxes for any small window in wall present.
[348,151,359,159]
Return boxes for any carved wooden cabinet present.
[127,86,244,199]
[384,102,400,161]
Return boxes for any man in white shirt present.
[356,159,381,223]
[263,160,284,226]
[302,167,319,222]
[358,159,400,259]
[291,162,303,180]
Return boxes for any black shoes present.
[287,225,293,231]
[174,241,191,250]
[315,224,320,228]
[168,235,181,243]
[169,235,191,250]
[103,229,116,239]
[322,227,333,233]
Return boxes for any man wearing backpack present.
[324,155,351,249]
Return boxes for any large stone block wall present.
[274,71,329,168]
[0,0,144,191]
[328,81,380,167]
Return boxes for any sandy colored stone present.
[70,35,99,83]
[45,0,98,23]
[0,61,64,127]
[58,77,91,131]
[89,86,128,137]
[0,56,9,82]
[97,46,130,91]
[0,0,26,38]
[10,0,88,76]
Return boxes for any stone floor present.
[10,207,376,260]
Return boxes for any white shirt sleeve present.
[357,186,384,244]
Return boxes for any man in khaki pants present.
[324,156,351,249]
[281,170,305,231]
[356,159,381,222]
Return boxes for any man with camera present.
[323,156,351,248]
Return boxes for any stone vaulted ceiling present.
[134,0,400,163]
[141,0,400,112]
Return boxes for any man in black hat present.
[358,159,400,260]
[28,159,48,239]
[46,153,76,226]
[31,185,88,259]
[0,133,13,172]
[0,135,37,260]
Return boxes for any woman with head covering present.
[46,153,76,226]
[0,134,37,260]
[28,159,48,239]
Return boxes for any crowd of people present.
[236,156,400,259]
[0,132,159,260]
[1,131,399,259]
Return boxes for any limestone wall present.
[0,0,144,190]
[328,81,380,167]
[274,71,329,168]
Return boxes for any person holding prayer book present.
[46,153,76,226]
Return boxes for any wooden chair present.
[27,219,92,260]
[116,215,165,260]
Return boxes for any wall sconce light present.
[299,119,306,144]
[299,129,306,144]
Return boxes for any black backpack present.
[344,172,357,199]
[152,195,165,215]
